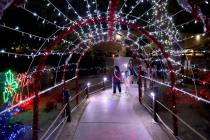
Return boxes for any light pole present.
[103,77,107,90]
[86,82,90,98]
[151,91,158,122]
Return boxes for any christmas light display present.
[0,0,210,139]
[17,73,33,88]
[3,70,19,104]
[0,105,31,140]
[176,0,210,33]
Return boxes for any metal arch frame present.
[54,31,152,93]
[72,41,144,104]
[35,17,175,85]
[32,16,178,140]
[60,32,158,94]
[59,32,153,96]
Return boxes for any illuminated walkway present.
[59,85,174,140]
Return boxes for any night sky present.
[0,0,209,50]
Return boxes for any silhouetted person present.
[128,59,135,84]
[112,66,122,94]
[63,89,71,121]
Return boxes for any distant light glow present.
[196,34,200,42]
[151,92,155,98]
[124,64,128,68]
[33,12,37,16]
[15,26,19,30]
[103,77,107,82]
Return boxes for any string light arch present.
[1,0,210,139]
[0,0,208,105]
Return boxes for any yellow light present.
[196,35,200,41]
[184,49,194,56]
[195,53,204,56]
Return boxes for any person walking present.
[128,59,135,85]
[112,66,122,94]
[63,89,71,122]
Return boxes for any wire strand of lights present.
[20,6,63,29]
[0,24,49,41]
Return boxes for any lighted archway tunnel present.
[0,0,210,140]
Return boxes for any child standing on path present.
[112,66,122,94]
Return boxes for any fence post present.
[138,78,142,104]
[152,91,158,122]
[66,97,71,122]
[64,90,71,122]
[103,77,107,90]
[137,63,142,104]
[32,94,39,140]
[32,74,40,140]
[103,81,105,90]
[172,89,178,136]
[86,83,89,98]
[76,75,79,105]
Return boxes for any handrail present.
[157,101,207,140]
[157,115,174,136]
[70,88,87,102]
[54,117,68,140]
[40,104,68,140]
[89,81,104,87]
[141,75,210,104]
[40,76,77,95]
[40,93,88,140]
[41,78,109,140]
[143,92,207,140]
[44,117,67,140]
[71,95,87,113]
[0,76,76,115]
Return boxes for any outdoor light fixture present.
[87,82,91,87]
[103,77,107,82]
[151,92,155,98]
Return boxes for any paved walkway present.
[60,85,174,140]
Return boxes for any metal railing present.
[141,77,208,140]
[39,78,111,140]
[40,75,209,140]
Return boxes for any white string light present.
[0,0,209,105]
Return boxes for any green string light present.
[2,70,19,104]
